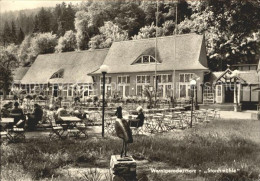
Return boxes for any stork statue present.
[115,105,133,158]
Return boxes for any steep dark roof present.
[21,49,108,84]
[208,71,258,85]
[92,33,208,74]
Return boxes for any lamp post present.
[232,70,240,111]
[100,65,109,137]
[190,79,196,128]
[58,85,63,107]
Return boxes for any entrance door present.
[225,84,234,103]
[158,84,172,98]
[215,85,222,103]
[118,84,130,98]
[53,85,58,97]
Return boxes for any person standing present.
[115,104,123,119]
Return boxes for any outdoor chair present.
[144,114,154,133]
[213,109,221,119]
[206,109,215,121]
[75,123,88,138]
[67,127,80,138]
[0,131,8,144]
[12,119,26,141]
[172,112,186,129]
[129,118,145,135]
[105,116,116,135]
[163,115,176,131]
[48,115,65,139]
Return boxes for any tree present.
[178,0,260,70]
[33,15,40,33]
[37,8,51,33]
[140,1,191,26]
[18,33,58,66]
[75,11,92,50]
[114,2,146,37]
[132,23,162,40]
[2,21,12,47]
[89,21,128,49]
[18,35,33,66]
[0,44,19,69]
[0,64,13,99]
[17,28,25,44]
[55,30,77,52]
[30,33,58,59]
[132,21,175,40]
[11,21,18,44]
[53,2,76,36]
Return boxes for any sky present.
[0,0,81,13]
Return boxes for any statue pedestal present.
[110,155,137,181]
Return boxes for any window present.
[153,74,172,83]
[179,73,193,98]
[50,69,64,79]
[101,76,112,84]
[136,75,151,96]
[136,75,150,84]
[133,55,158,64]
[117,76,130,84]
[180,84,187,98]
[100,76,112,96]
[179,73,193,83]
[143,56,149,63]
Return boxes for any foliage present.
[0,0,259,69]
[52,2,76,36]
[1,119,260,180]
[17,28,25,44]
[178,0,260,70]
[0,45,19,69]
[1,21,12,46]
[133,20,175,40]
[0,45,16,97]
[89,21,128,49]
[18,35,34,66]
[74,10,92,50]
[143,88,155,109]
[55,30,77,52]
[37,8,52,33]
[30,32,58,59]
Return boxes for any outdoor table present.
[165,114,173,118]
[123,114,135,120]
[60,116,82,128]
[87,107,99,111]
[105,111,116,117]
[1,118,14,124]
[173,107,185,111]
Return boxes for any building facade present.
[90,34,209,103]
[18,49,108,100]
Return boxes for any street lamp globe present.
[190,79,196,86]
[100,65,109,74]
[232,70,239,77]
